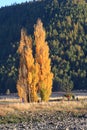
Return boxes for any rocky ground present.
[0,111,87,130]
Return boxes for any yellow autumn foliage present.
[17,19,53,102]
[34,19,53,101]
[17,29,39,102]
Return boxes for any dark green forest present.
[0,0,87,93]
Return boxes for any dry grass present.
[0,105,15,116]
[0,93,87,116]
[0,98,20,103]
[0,98,87,116]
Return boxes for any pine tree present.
[34,19,53,101]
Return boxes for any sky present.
[0,0,32,8]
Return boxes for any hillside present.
[0,0,87,93]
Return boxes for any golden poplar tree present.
[34,19,53,101]
[17,29,39,102]
[17,20,53,102]
[17,29,28,102]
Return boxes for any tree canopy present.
[0,0,87,93]
[17,19,53,102]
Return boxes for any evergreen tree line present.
[0,0,87,93]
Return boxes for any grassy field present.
[0,97,87,116]
[0,95,87,124]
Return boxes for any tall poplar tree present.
[17,29,39,102]
[17,19,53,102]
[17,29,28,102]
[34,19,53,101]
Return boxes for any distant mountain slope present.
[0,0,87,93]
